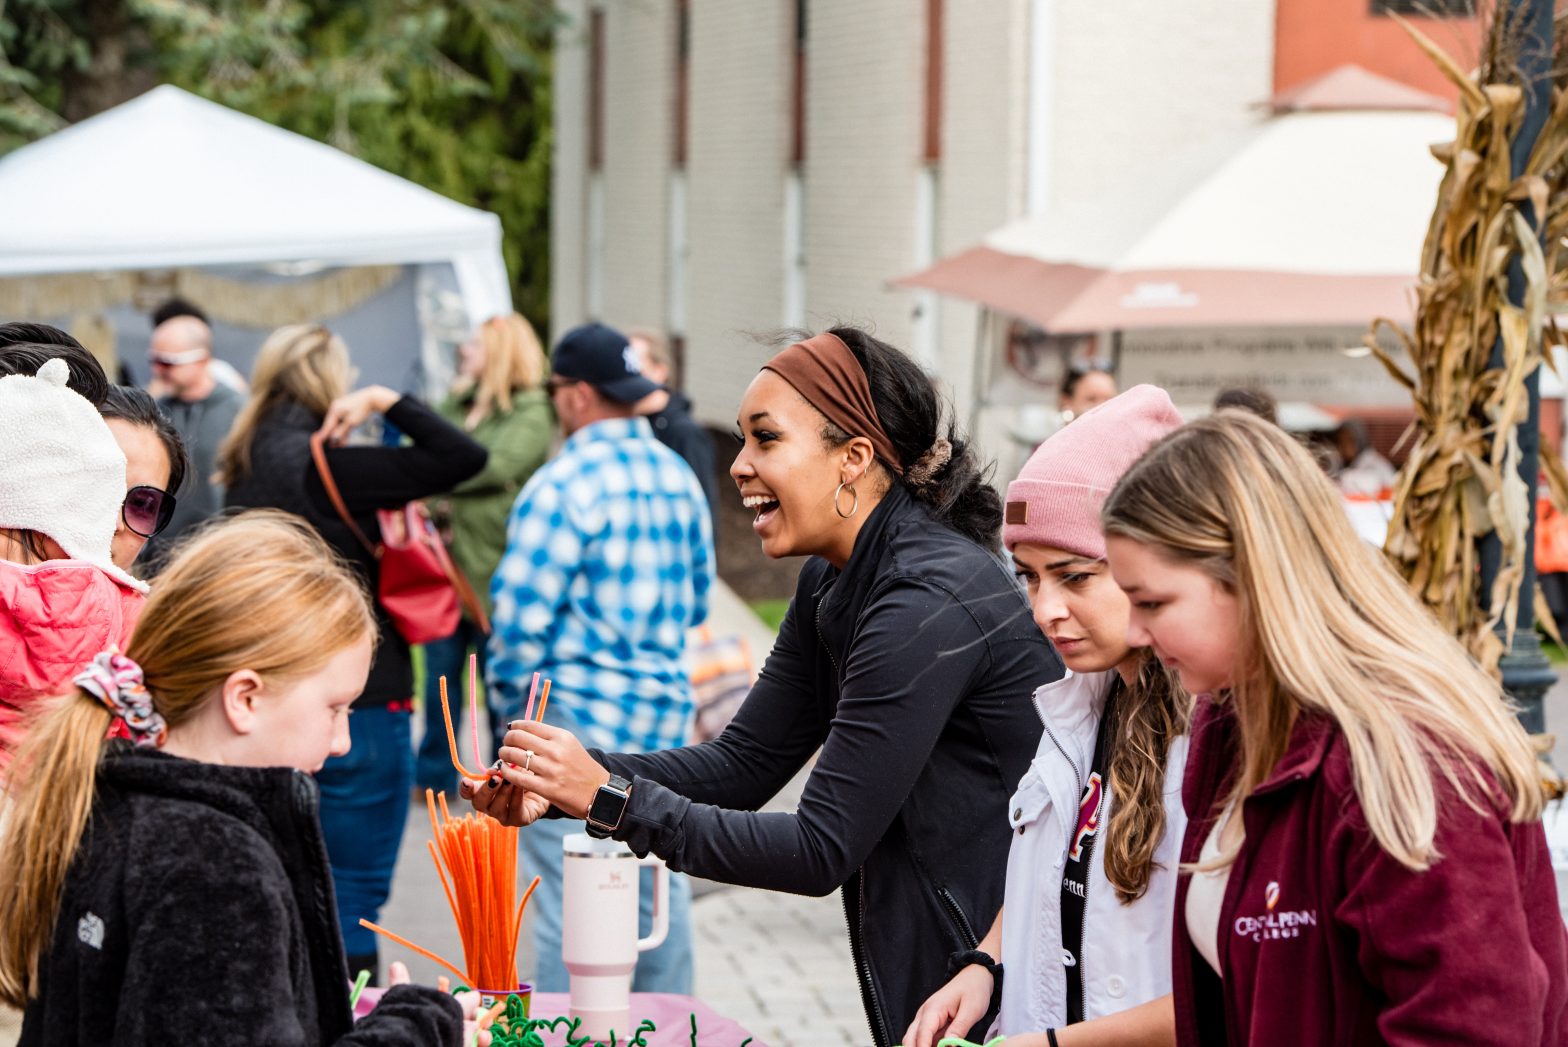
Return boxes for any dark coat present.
[1174,697,1568,1046]
[20,744,462,1046]
[646,391,718,517]
[225,397,486,705]
[594,484,1061,1045]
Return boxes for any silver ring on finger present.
[522,749,534,772]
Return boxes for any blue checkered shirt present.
[486,417,714,753]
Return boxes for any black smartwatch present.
[584,774,633,838]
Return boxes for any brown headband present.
[761,332,904,475]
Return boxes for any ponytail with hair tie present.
[905,437,952,488]
[74,650,167,748]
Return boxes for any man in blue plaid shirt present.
[488,322,714,996]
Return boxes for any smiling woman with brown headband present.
[465,325,1061,1046]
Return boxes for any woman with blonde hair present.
[0,512,477,1044]
[220,325,486,983]
[416,313,553,796]
[1100,410,1568,1045]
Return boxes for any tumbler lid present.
[563,832,636,859]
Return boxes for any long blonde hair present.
[1103,651,1189,903]
[455,312,547,429]
[1102,412,1543,871]
[0,510,375,1006]
[215,325,353,485]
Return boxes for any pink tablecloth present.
[355,988,766,1046]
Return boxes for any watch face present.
[588,777,630,829]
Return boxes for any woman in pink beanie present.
[906,385,1188,1047]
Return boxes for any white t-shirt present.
[1185,804,1238,975]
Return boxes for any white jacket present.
[996,669,1189,1035]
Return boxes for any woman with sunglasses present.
[98,386,188,570]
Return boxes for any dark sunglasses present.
[545,376,582,395]
[1067,358,1114,377]
[147,349,209,368]
[122,485,177,539]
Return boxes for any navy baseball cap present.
[551,322,662,404]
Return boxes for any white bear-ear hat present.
[0,358,148,593]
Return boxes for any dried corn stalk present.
[1369,8,1568,679]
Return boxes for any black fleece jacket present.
[20,745,462,1046]
[590,484,1061,1045]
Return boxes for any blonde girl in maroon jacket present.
[1099,410,1567,1046]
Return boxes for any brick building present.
[550,2,1481,543]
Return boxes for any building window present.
[674,0,690,168]
[589,8,606,171]
[669,2,690,346]
[911,167,939,369]
[1370,0,1473,15]
[923,0,943,164]
[668,171,688,344]
[791,0,807,166]
[784,0,808,326]
[587,174,605,320]
[783,171,806,329]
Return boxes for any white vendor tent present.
[0,84,512,389]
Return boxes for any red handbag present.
[309,432,490,645]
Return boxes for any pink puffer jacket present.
[0,559,144,771]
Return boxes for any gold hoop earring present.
[834,481,859,519]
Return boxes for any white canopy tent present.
[0,85,512,388]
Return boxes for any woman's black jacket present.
[225,397,487,705]
[20,744,461,1045]
[594,484,1061,1045]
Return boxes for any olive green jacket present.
[434,388,555,621]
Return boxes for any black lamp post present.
[1478,0,1558,732]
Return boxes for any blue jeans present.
[416,618,502,795]
[518,816,694,994]
[316,704,414,957]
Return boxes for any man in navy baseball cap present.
[489,318,715,995]
[550,322,663,405]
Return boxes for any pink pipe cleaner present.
[522,671,540,723]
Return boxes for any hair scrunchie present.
[75,650,167,748]
[905,437,952,488]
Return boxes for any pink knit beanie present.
[1003,384,1184,557]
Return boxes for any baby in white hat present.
[0,358,147,592]
[0,358,150,770]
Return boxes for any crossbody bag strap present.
[308,431,380,557]
[415,505,493,634]
[448,562,492,635]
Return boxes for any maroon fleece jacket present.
[1174,696,1568,1046]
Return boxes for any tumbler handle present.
[635,854,669,952]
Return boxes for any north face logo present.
[78,912,105,950]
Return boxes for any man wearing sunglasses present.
[143,312,243,567]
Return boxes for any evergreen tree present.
[0,0,555,325]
